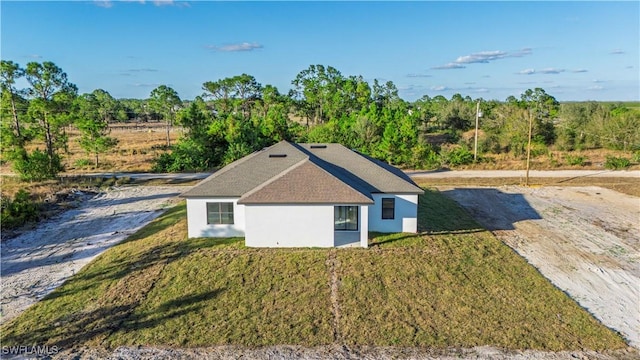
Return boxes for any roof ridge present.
[305,155,374,200]
[185,140,292,190]
[238,156,310,202]
[239,157,373,204]
[340,144,423,192]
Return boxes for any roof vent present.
[269,154,287,158]
[310,145,327,149]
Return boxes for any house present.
[180,141,424,248]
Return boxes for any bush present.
[1,190,39,229]
[441,145,474,167]
[604,156,631,170]
[633,151,640,163]
[152,139,214,173]
[74,158,92,168]
[12,149,63,181]
[410,142,441,169]
[564,154,586,166]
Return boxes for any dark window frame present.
[382,198,395,220]
[334,206,359,231]
[207,202,235,225]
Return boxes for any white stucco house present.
[181,141,424,248]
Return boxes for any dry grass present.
[1,123,636,176]
[460,149,640,171]
[0,191,628,351]
[0,124,181,175]
[414,177,640,197]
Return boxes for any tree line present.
[2,60,639,179]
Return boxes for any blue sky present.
[2,1,638,102]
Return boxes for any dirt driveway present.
[441,185,640,348]
[0,186,183,325]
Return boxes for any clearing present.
[441,185,640,348]
[1,190,633,360]
[0,186,182,325]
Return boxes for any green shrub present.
[604,156,631,170]
[410,142,441,169]
[564,154,586,166]
[152,139,214,173]
[442,146,474,167]
[632,151,640,163]
[12,149,63,181]
[74,158,92,167]
[1,189,39,229]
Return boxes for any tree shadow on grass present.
[3,289,224,349]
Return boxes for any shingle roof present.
[181,141,423,202]
[295,143,424,194]
[238,159,373,204]
[180,141,307,198]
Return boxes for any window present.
[207,202,234,225]
[334,206,358,231]
[382,198,395,219]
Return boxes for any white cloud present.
[433,48,532,70]
[25,54,43,59]
[511,48,533,57]
[112,0,189,7]
[207,42,263,52]
[132,83,162,88]
[406,73,431,78]
[431,85,449,91]
[128,68,159,72]
[518,68,536,75]
[610,49,625,55]
[94,0,113,8]
[572,69,588,73]
[539,68,565,74]
[455,50,508,64]
[431,63,465,70]
[587,85,604,91]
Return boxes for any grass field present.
[0,189,627,351]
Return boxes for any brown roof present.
[181,141,423,202]
[180,141,307,198]
[238,159,373,204]
[295,143,423,194]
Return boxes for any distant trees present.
[149,85,181,147]
[2,61,78,180]
[74,90,118,167]
[1,58,638,178]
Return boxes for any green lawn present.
[0,190,627,351]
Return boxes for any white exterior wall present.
[360,205,369,247]
[368,194,419,233]
[186,198,246,238]
[244,205,334,247]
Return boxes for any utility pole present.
[525,108,533,186]
[473,100,480,161]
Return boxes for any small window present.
[334,206,358,231]
[207,202,234,225]
[382,198,395,220]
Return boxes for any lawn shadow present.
[13,289,224,349]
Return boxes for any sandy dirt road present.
[0,186,183,325]
[441,185,640,348]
